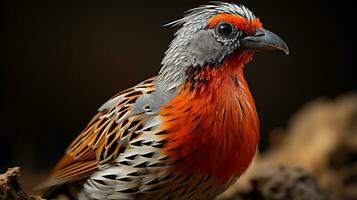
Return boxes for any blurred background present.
[0,0,355,197]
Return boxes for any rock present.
[220,165,328,200]
[0,167,41,200]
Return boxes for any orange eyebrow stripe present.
[208,14,262,34]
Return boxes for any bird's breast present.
[158,59,259,184]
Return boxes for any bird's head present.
[158,2,288,92]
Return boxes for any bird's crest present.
[165,1,256,28]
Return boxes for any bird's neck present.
[159,52,260,184]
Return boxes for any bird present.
[38,2,288,200]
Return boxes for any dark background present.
[0,1,354,173]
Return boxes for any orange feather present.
[208,14,262,34]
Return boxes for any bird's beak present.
[240,28,289,55]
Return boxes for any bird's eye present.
[215,22,237,38]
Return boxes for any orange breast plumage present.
[159,52,260,184]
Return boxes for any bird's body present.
[39,2,288,200]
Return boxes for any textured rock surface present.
[0,167,41,200]
[220,165,328,200]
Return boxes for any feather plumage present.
[39,78,156,188]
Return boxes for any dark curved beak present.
[240,28,289,55]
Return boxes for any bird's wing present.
[38,77,157,188]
